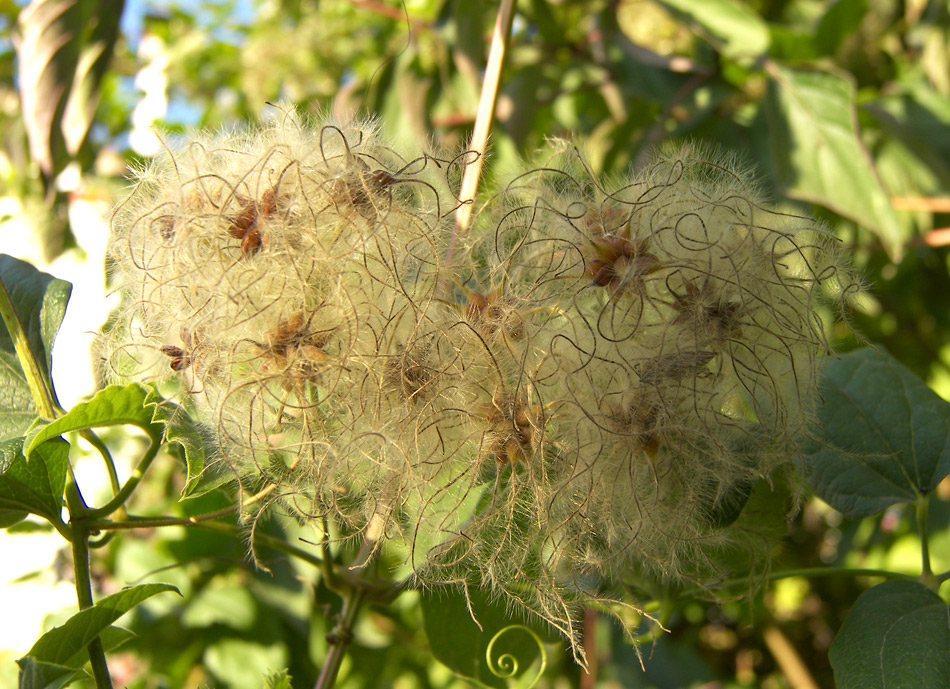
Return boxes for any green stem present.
[85,439,161,520]
[313,585,368,689]
[93,508,237,529]
[193,520,325,569]
[66,477,112,688]
[916,496,935,588]
[80,429,121,497]
[92,512,326,569]
[91,479,281,529]
[321,519,344,595]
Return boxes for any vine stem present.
[916,495,935,588]
[86,438,162,519]
[66,476,113,688]
[313,585,368,689]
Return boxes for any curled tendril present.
[486,625,547,688]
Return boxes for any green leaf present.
[263,670,293,689]
[0,255,71,437]
[148,397,219,497]
[4,519,55,534]
[16,0,124,183]
[765,64,903,258]
[26,383,164,455]
[829,581,950,689]
[659,0,770,60]
[0,508,28,528]
[405,482,488,571]
[0,437,68,526]
[17,627,135,689]
[814,0,868,56]
[60,626,135,669]
[866,80,950,189]
[18,584,179,669]
[803,348,950,518]
[15,657,85,689]
[420,585,553,689]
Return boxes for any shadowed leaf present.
[804,347,950,517]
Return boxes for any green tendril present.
[486,625,546,688]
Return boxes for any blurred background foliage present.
[2,0,950,687]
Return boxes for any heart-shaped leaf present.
[804,348,950,518]
[766,64,903,259]
[830,580,950,689]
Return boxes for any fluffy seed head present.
[103,118,858,662]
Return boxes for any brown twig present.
[580,606,598,689]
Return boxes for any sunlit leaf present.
[204,639,288,689]
[26,384,164,456]
[18,584,179,669]
[659,0,770,60]
[263,669,293,689]
[181,584,258,631]
[0,254,71,436]
[766,64,903,258]
[16,0,124,183]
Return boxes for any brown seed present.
[240,227,262,256]
[227,197,258,238]
[160,344,190,371]
[160,345,184,358]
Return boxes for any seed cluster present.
[104,109,857,658]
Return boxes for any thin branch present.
[81,429,121,494]
[762,624,819,689]
[580,607,598,689]
[891,196,950,213]
[85,438,162,520]
[442,0,516,284]
[347,0,431,29]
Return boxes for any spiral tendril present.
[486,625,546,687]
